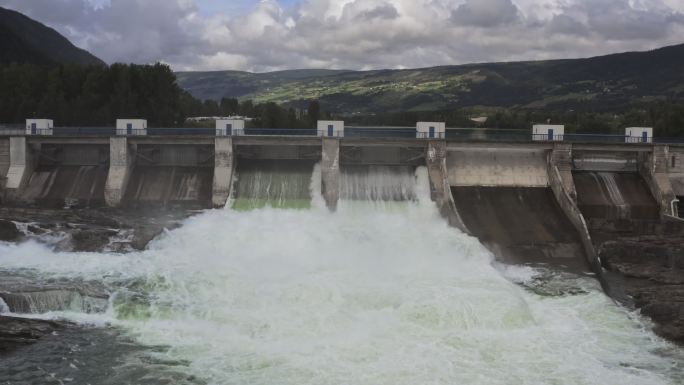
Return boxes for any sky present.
[2,0,684,72]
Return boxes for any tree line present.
[344,101,684,137]
[0,63,326,129]
[1,62,682,136]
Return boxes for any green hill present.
[0,6,104,66]
[176,43,684,114]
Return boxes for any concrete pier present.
[321,137,340,211]
[427,141,467,232]
[212,137,234,208]
[104,137,132,207]
[549,143,577,201]
[5,137,35,195]
[547,148,600,275]
[640,145,678,217]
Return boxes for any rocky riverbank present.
[599,235,684,345]
[0,207,198,252]
[0,206,202,354]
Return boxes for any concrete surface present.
[5,137,35,193]
[427,141,467,232]
[639,145,678,217]
[574,172,659,220]
[104,137,132,207]
[447,148,549,187]
[212,137,233,208]
[451,186,589,271]
[321,138,340,211]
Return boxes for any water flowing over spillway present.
[0,167,682,384]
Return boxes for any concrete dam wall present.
[573,172,659,220]
[452,186,588,270]
[6,143,109,207]
[0,136,679,244]
[122,144,214,208]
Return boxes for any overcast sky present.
[2,0,684,72]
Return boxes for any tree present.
[307,100,320,128]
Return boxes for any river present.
[0,166,681,384]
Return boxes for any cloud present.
[451,0,520,27]
[1,0,683,71]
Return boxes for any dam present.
[1,121,684,383]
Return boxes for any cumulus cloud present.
[1,0,683,71]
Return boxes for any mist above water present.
[0,167,681,385]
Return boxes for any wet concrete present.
[452,187,589,272]
[123,166,213,208]
[574,172,659,220]
[20,165,108,208]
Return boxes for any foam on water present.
[0,167,681,384]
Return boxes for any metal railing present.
[1,124,683,145]
[232,128,320,136]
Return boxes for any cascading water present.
[340,165,417,201]
[596,172,631,219]
[232,160,317,210]
[0,166,682,384]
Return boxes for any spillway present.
[21,165,108,207]
[123,166,213,208]
[574,172,659,220]
[0,167,682,384]
[232,159,317,210]
[452,187,588,271]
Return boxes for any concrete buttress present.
[5,137,35,197]
[212,137,234,208]
[427,140,467,232]
[639,145,678,218]
[321,137,340,211]
[105,137,132,207]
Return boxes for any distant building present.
[417,122,445,139]
[532,124,564,141]
[318,120,344,137]
[116,119,147,136]
[25,119,53,135]
[470,116,488,125]
[625,127,653,143]
[216,119,245,136]
[186,116,253,122]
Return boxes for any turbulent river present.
[0,166,682,384]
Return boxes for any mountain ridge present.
[176,43,684,114]
[0,6,104,66]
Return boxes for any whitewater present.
[0,166,682,384]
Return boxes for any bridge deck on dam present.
[451,186,589,272]
[573,172,659,220]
